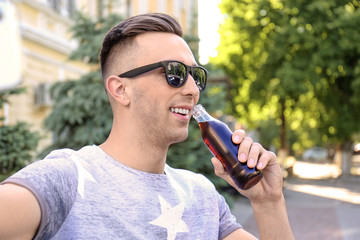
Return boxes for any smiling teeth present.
[171,108,189,115]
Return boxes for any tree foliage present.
[41,71,113,155]
[215,0,360,155]
[0,122,40,174]
[68,13,124,64]
[0,88,40,174]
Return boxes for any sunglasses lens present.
[192,68,207,91]
[165,61,207,91]
[166,62,187,87]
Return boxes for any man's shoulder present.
[4,145,99,180]
[44,145,97,160]
[36,145,99,167]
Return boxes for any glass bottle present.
[192,104,263,190]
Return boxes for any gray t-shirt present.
[2,145,241,239]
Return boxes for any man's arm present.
[212,130,295,240]
[223,228,258,240]
[0,183,41,240]
[250,194,293,239]
[220,193,293,240]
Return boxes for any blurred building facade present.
[2,0,199,149]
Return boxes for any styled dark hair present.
[99,13,183,81]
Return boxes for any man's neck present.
[99,126,169,174]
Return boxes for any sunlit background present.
[1,1,360,239]
[198,0,222,64]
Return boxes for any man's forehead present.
[134,32,196,65]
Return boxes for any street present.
[231,161,360,240]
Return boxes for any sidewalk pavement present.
[231,176,360,240]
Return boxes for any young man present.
[0,13,294,240]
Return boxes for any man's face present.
[124,32,200,147]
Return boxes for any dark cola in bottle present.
[192,104,263,190]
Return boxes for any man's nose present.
[181,74,200,97]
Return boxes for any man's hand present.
[211,129,283,202]
[212,129,295,240]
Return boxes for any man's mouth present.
[170,107,190,116]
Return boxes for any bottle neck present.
[192,104,213,123]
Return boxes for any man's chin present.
[169,131,189,145]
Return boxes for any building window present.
[138,0,149,14]
[173,0,181,19]
[157,0,166,13]
[47,0,75,17]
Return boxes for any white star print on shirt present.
[71,154,97,198]
[149,195,189,240]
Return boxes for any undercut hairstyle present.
[99,13,183,86]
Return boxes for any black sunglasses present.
[118,60,208,91]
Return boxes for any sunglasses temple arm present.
[119,62,163,78]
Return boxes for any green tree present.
[41,71,112,154]
[215,0,360,173]
[0,88,40,175]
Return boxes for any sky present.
[198,0,223,65]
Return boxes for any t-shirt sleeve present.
[195,172,242,239]
[1,150,78,240]
[217,192,242,239]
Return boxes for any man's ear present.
[106,75,130,106]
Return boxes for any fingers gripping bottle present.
[192,104,263,190]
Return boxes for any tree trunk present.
[278,99,288,166]
[341,140,353,176]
